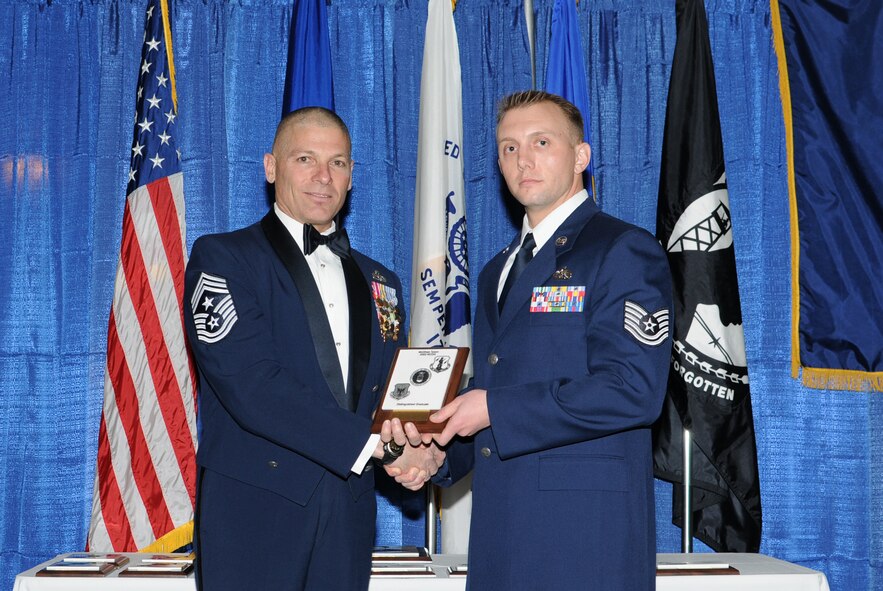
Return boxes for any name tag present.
[530,286,586,313]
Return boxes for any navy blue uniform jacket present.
[442,198,673,590]
[183,212,402,538]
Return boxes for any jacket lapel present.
[483,243,514,331]
[346,256,372,411]
[496,199,602,336]
[260,212,349,409]
[496,242,556,334]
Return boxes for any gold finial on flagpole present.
[451,0,457,10]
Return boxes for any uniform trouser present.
[195,467,376,591]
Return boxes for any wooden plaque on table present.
[140,552,195,564]
[656,562,740,576]
[371,545,431,562]
[371,347,469,434]
[370,564,436,577]
[36,562,119,577]
[55,553,130,566]
[119,563,195,577]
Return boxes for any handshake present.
[372,418,445,492]
[371,387,490,491]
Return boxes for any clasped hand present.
[377,388,490,485]
[378,419,445,491]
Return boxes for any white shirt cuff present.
[351,434,381,473]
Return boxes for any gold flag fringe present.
[139,521,194,553]
[800,367,883,393]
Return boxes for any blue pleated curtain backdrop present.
[1,1,880,590]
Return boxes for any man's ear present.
[263,153,276,183]
[347,159,354,191]
[574,142,591,174]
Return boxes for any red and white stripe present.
[88,172,197,551]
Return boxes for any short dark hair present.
[273,107,352,157]
[496,90,584,144]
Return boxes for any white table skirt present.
[655,553,830,591]
[14,552,829,591]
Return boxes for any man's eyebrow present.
[497,130,557,143]
[289,148,350,160]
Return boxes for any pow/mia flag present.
[190,272,238,344]
[651,0,762,553]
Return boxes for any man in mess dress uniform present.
[184,107,443,591]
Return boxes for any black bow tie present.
[303,224,352,259]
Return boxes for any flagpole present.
[524,0,536,88]
[426,488,438,553]
[682,428,693,553]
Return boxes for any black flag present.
[652,0,762,552]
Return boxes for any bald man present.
[185,107,443,591]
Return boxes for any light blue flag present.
[283,0,333,114]
[544,0,594,188]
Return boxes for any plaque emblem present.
[389,383,411,400]
[429,355,451,373]
[410,368,432,386]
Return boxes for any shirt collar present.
[519,189,589,252]
[273,204,337,255]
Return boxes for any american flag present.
[88,0,198,552]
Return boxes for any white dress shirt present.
[497,189,589,300]
[274,205,378,473]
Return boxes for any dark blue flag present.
[772,0,883,392]
[283,0,334,114]
[544,0,594,190]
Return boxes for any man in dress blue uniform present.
[429,91,673,590]
[184,107,443,591]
